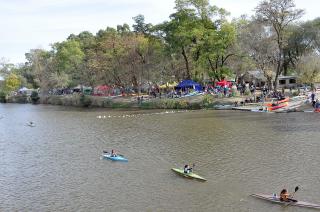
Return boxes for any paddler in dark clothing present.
[315,99,320,109]
[280,189,297,202]
[184,165,193,173]
[311,92,316,107]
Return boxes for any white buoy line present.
[96,110,192,119]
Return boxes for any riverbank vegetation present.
[1,0,320,107]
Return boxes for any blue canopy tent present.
[175,80,202,91]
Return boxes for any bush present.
[30,91,40,104]
[292,91,299,96]
[202,94,214,107]
[9,94,28,103]
[80,94,92,107]
[0,91,7,103]
[111,102,131,108]
[140,101,158,109]
[189,102,202,109]
[103,99,113,107]
[177,100,189,109]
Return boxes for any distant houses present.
[277,76,297,89]
[242,70,297,88]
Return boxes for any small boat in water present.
[26,122,36,127]
[171,168,206,181]
[251,193,320,209]
[102,153,128,162]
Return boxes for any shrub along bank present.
[4,94,235,109]
[38,94,214,109]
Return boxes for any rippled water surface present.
[1,104,320,211]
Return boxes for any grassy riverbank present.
[34,94,241,110]
[5,90,310,111]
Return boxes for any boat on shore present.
[251,193,320,209]
[267,102,288,111]
[264,97,289,107]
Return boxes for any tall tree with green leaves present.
[255,0,304,91]
[24,49,54,94]
[53,39,84,86]
[157,8,199,79]
[132,15,152,35]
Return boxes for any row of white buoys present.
[96,110,190,119]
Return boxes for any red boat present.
[267,102,288,111]
[265,97,289,107]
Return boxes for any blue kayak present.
[103,154,128,162]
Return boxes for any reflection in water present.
[1,104,320,211]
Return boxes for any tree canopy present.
[1,0,319,93]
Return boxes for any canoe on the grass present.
[171,168,206,181]
[251,193,320,209]
[103,154,128,162]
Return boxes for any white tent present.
[19,87,29,92]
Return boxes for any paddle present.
[284,186,299,204]
[290,186,299,198]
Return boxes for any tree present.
[4,73,20,92]
[132,15,152,35]
[0,58,15,78]
[157,9,199,79]
[157,0,233,81]
[197,21,236,81]
[53,39,84,83]
[296,53,320,86]
[239,19,278,89]
[255,0,304,91]
[24,49,53,94]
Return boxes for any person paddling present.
[280,189,297,202]
[111,149,117,157]
[183,165,193,174]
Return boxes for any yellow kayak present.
[171,168,206,181]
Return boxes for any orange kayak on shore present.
[267,102,288,111]
[265,97,289,106]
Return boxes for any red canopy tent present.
[216,80,232,87]
[94,85,111,96]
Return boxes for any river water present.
[1,104,320,211]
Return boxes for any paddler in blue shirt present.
[184,165,193,173]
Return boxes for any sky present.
[0,0,319,64]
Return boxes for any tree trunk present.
[274,50,282,92]
[181,47,191,79]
